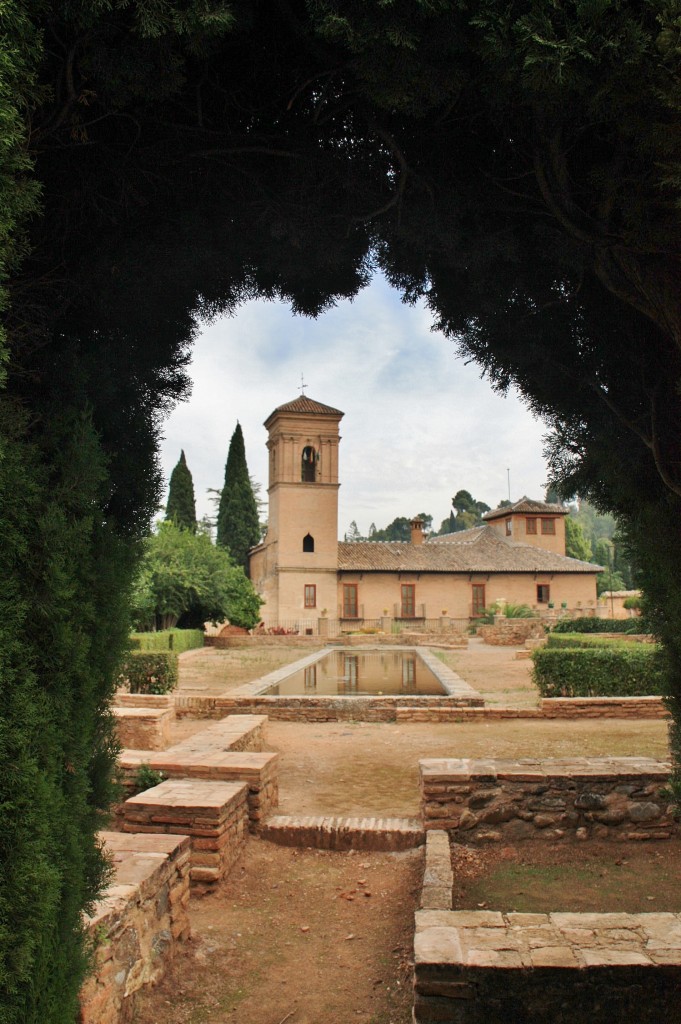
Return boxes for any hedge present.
[546,633,643,649]
[130,628,204,653]
[120,652,179,694]
[551,616,651,634]
[532,646,667,697]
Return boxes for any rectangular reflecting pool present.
[262,649,445,697]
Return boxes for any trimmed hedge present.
[532,646,667,697]
[130,628,204,653]
[546,633,640,649]
[120,652,179,694]
[551,616,650,634]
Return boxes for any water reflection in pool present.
[264,650,445,697]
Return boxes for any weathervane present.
[298,373,308,396]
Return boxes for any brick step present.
[260,815,424,851]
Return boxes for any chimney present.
[410,517,425,546]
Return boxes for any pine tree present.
[217,424,260,574]
[165,450,197,532]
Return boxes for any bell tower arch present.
[249,396,343,624]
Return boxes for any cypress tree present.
[216,424,260,574]
[166,450,197,532]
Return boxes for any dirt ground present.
[133,840,421,1024]
[132,639,673,1024]
[451,838,681,915]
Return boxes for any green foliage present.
[134,764,165,793]
[546,634,636,649]
[532,647,667,698]
[501,603,537,619]
[564,517,592,562]
[597,568,627,596]
[623,595,642,611]
[552,617,650,635]
[217,424,260,573]
[130,628,204,652]
[165,450,197,532]
[131,520,263,631]
[121,652,179,694]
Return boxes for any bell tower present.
[249,396,343,624]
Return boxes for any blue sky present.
[159,274,550,536]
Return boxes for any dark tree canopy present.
[216,424,260,573]
[165,450,197,532]
[1,1,681,1019]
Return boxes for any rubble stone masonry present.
[420,757,674,842]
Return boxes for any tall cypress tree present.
[217,423,260,573]
[165,450,197,532]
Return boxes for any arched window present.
[303,533,314,552]
[301,445,316,482]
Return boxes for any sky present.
[158,273,551,537]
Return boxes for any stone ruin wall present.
[421,757,675,843]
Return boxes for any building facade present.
[249,397,602,627]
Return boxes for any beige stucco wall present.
[336,570,599,619]
[488,513,566,556]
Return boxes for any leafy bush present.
[130,629,204,653]
[623,595,642,610]
[134,764,165,793]
[532,646,667,697]
[120,652,179,694]
[502,603,537,618]
[551,616,651,634]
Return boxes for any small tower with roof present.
[249,396,344,625]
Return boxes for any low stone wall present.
[541,696,669,719]
[119,749,279,828]
[413,908,681,1024]
[420,757,674,841]
[477,619,546,646]
[112,707,174,751]
[123,778,249,885]
[420,830,453,911]
[115,693,174,709]
[80,831,190,1024]
[261,814,424,851]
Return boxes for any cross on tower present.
[298,373,308,396]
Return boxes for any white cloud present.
[159,274,549,535]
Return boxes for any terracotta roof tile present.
[482,496,567,521]
[338,525,601,574]
[267,396,344,419]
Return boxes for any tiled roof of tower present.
[269,396,344,417]
[338,525,601,573]
[482,497,567,521]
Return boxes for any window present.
[472,584,486,616]
[303,533,314,552]
[401,584,415,617]
[537,584,550,604]
[541,518,556,535]
[526,518,537,535]
[505,519,512,536]
[301,445,316,482]
[343,584,358,618]
[304,584,316,608]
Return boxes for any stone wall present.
[80,832,190,1024]
[413,907,681,1024]
[420,757,674,842]
[112,707,174,751]
[540,696,669,719]
[477,618,546,645]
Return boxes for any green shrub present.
[134,763,165,793]
[623,595,642,610]
[120,652,179,694]
[130,628,204,653]
[546,633,636,649]
[551,616,651,634]
[532,646,667,697]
